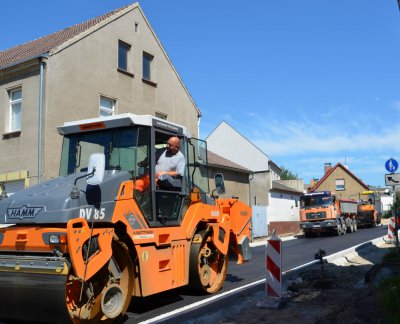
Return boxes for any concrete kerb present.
[250,235,297,247]
[140,235,388,324]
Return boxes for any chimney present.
[310,178,319,188]
[324,162,332,174]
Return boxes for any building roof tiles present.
[0,6,128,68]
[208,151,251,173]
[308,162,369,192]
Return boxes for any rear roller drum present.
[189,230,228,294]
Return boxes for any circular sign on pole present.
[385,158,398,173]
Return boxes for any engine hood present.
[0,170,131,225]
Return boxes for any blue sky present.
[1,1,400,187]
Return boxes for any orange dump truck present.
[0,114,252,323]
[300,191,358,237]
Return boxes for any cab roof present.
[57,113,190,137]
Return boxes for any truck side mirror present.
[87,153,105,185]
[214,173,226,195]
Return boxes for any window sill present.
[142,78,157,88]
[117,68,135,78]
[2,130,21,139]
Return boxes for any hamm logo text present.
[7,206,42,220]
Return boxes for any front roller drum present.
[0,265,70,323]
[66,240,134,322]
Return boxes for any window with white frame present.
[143,52,154,81]
[99,96,115,117]
[118,40,131,72]
[336,178,345,191]
[9,88,22,132]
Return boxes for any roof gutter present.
[207,163,252,174]
[0,53,49,72]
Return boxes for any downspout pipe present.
[248,173,253,207]
[197,115,201,139]
[38,57,47,183]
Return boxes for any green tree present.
[280,166,298,180]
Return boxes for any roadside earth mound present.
[205,241,395,324]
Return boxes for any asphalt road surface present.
[126,225,387,323]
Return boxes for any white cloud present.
[202,99,400,186]
[247,110,400,157]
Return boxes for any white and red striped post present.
[388,217,395,242]
[265,232,282,298]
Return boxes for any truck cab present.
[300,191,358,236]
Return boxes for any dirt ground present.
[191,240,396,324]
[218,269,385,324]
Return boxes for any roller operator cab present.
[0,113,252,323]
[357,191,382,228]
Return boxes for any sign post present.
[257,229,284,309]
[266,232,282,298]
[385,158,400,255]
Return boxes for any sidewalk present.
[167,236,392,324]
[250,232,300,247]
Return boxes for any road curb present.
[140,235,388,323]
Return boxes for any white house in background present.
[206,121,271,172]
[206,121,304,236]
[268,180,304,234]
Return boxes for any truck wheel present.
[349,220,354,233]
[66,241,134,322]
[340,220,346,235]
[353,220,358,232]
[189,230,228,294]
[304,231,314,238]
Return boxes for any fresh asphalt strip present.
[138,235,387,324]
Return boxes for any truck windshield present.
[59,127,149,177]
[300,194,333,208]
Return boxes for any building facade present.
[207,150,251,203]
[268,180,304,235]
[309,162,369,200]
[0,3,200,193]
[206,121,303,237]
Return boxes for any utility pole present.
[393,186,400,255]
[385,158,400,254]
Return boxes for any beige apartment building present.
[0,3,200,193]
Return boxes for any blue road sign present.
[385,158,398,173]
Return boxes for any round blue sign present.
[385,158,398,173]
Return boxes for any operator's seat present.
[157,174,182,191]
